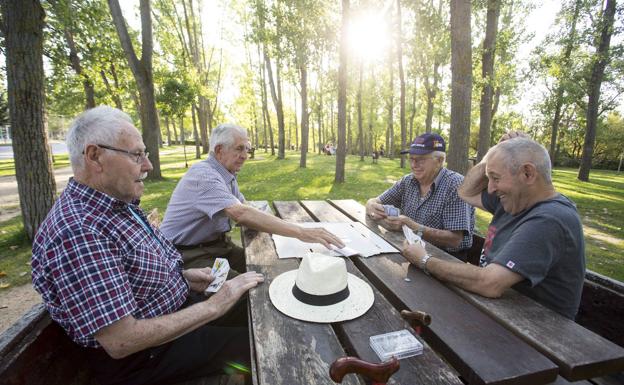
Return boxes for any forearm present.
[458,163,487,208]
[96,300,222,359]
[403,218,463,248]
[232,204,303,238]
[426,258,494,296]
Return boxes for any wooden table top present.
[241,199,624,385]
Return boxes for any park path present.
[0,166,73,222]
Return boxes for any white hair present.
[491,138,552,184]
[209,123,248,154]
[431,150,446,163]
[66,106,134,170]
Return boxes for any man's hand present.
[299,227,345,249]
[366,198,387,220]
[401,240,427,266]
[498,131,529,143]
[383,215,407,231]
[183,267,214,293]
[209,271,264,317]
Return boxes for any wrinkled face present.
[409,153,443,183]
[99,124,152,203]
[485,151,526,215]
[216,134,250,174]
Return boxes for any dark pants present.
[85,294,250,385]
[177,236,246,275]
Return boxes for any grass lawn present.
[1,146,622,288]
[0,154,70,177]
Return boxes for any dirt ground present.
[0,283,41,334]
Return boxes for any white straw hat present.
[269,253,374,323]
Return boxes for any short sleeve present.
[194,177,242,218]
[379,176,406,207]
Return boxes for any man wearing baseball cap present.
[365,133,475,259]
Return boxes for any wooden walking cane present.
[329,356,400,385]
[400,310,432,335]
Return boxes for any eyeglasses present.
[409,156,433,166]
[97,144,149,164]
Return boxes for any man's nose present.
[143,155,154,172]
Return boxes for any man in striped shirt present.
[32,106,264,385]
[160,123,344,271]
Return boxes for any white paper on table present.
[271,222,398,259]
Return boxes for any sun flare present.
[348,12,390,60]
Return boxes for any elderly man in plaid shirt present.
[31,106,264,385]
[366,133,475,260]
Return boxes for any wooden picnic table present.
[241,200,624,385]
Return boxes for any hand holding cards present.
[402,225,425,247]
[383,205,400,217]
[205,258,230,294]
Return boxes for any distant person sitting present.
[372,150,379,164]
[366,133,475,258]
[160,124,344,270]
[402,133,585,319]
[379,145,385,157]
[31,106,264,385]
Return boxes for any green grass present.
[0,154,70,177]
[1,147,623,288]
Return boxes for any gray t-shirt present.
[160,156,245,245]
[479,192,585,319]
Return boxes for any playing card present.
[205,258,230,294]
[383,205,400,217]
[402,225,425,247]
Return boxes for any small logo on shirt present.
[506,261,515,269]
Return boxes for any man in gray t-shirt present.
[401,133,585,319]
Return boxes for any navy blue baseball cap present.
[400,133,446,155]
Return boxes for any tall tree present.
[578,0,617,181]
[108,0,162,178]
[1,0,56,240]
[396,0,407,168]
[448,0,472,174]
[335,0,349,183]
[476,0,500,161]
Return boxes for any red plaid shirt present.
[32,178,189,348]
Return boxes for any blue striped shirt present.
[378,168,475,252]
[161,156,245,245]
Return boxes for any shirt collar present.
[207,155,236,183]
[66,178,140,213]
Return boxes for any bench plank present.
[323,199,559,385]
[329,199,624,381]
[242,201,362,385]
[275,201,462,385]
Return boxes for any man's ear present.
[83,144,104,172]
[521,163,537,184]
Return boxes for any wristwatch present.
[420,254,432,275]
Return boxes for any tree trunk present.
[477,0,500,162]
[358,60,364,161]
[335,0,349,183]
[409,76,417,140]
[549,0,581,166]
[578,0,616,181]
[192,104,200,159]
[108,0,162,178]
[387,51,394,160]
[396,0,406,168]
[264,51,283,158]
[299,64,309,168]
[1,0,56,240]
[448,0,472,175]
[165,115,171,146]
